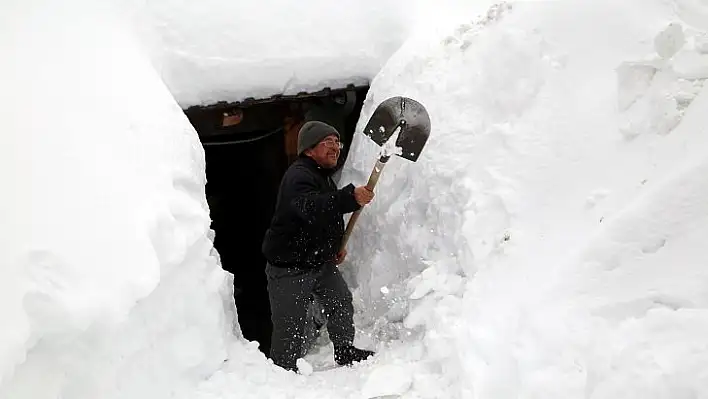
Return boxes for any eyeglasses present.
[320,139,344,150]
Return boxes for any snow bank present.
[0,1,243,398]
[341,0,708,397]
[133,0,494,107]
[1,1,505,398]
[4,0,707,397]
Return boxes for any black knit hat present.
[297,121,340,155]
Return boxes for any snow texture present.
[339,1,708,397]
[3,0,708,398]
[131,0,490,107]
[0,1,237,398]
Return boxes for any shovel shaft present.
[339,156,389,251]
[364,156,390,190]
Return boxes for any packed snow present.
[131,0,490,107]
[340,1,708,397]
[0,1,234,398]
[2,0,708,398]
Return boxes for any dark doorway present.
[205,130,285,356]
[186,85,369,356]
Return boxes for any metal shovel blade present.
[363,96,431,162]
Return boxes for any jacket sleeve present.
[290,174,361,227]
[337,183,363,214]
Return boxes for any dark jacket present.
[262,156,361,268]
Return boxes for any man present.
[262,120,375,372]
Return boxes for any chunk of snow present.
[616,62,657,111]
[296,358,313,376]
[654,22,685,59]
[696,32,708,54]
[361,364,413,399]
[672,49,708,79]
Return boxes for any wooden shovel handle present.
[340,156,389,251]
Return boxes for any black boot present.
[334,345,374,366]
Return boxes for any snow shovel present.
[339,96,431,251]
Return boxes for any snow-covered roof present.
[135,0,485,107]
[136,0,409,107]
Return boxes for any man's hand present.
[335,249,347,265]
[354,186,374,206]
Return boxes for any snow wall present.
[341,0,708,397]
[3,0,708,398]
[0,2,240,398]
[0,0,499,397]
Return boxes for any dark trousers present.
[266,262,355,370]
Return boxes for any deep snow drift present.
[340,1,708,397]
[0,2,235,398]
[3,0,708,398]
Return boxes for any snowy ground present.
[3,0,708,398]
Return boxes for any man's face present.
[306,134,342,168]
